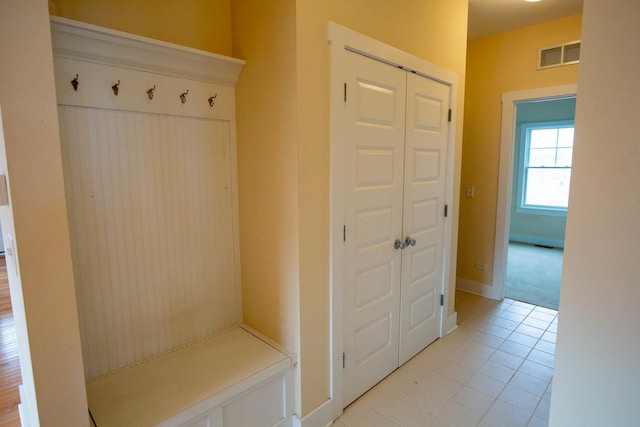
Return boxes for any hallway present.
[336,291,556,427]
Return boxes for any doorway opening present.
[0,116,22,424]
[0,251,21,424]
[493,85,577,308]
[505,97,576,310]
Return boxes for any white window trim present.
[516,120,574,217]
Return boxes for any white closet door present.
[342,51,406,406]
[399,73,449,365]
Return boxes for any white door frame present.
[492,84,578,300]
[328,22,458,420]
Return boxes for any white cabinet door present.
[341,50,450,406]
[342,51,406,406]
[399,73,450,365]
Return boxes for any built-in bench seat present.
[86,326,295,427]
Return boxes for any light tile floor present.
[335,291,557,427]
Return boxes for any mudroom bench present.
[86,326,295,427]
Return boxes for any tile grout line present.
[337,292,558,427]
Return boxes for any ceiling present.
[468,0,583,40]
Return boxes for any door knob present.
[404,236,417,247]
[394,239,406,250]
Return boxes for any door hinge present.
[343,225,346,242]
[444,204,448,218]
[342,352,346,369]
[440,294,444,306]
[344,83,347,102]
[448,108,452,122]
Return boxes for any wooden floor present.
[0,256,21,426]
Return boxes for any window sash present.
[517,120,574,215]
[523,167,571,209]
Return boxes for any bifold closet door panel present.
[398,73,450,365]
[340,48,451,406]
[341,50,406,406]
[59,106,239,378]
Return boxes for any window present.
[517,121,574,216]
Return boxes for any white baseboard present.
[445,312,458,334]
[456,277,502,300]
[293,398,334,427]
[509,234,564,249]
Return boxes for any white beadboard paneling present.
[59,106,240,378]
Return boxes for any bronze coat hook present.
[71,74,79,91]
[147,85,156,100]
[112,80,120,96]
[180,90,189,104]
[208,94,218,107]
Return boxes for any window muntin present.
[518,121,574,215]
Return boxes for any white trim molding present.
[493,84,578,300]
[509,234,565,249]
[446,313,458,334]
[456,277,503,300]
[328,23,458,85]
[292,398,334,427]
[50,16,245,86]
[50,16,245,121]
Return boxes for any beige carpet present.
[506,241,563,310]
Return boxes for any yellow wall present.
[295,0,468,414]
[48,0,469,418]
[0,1,88,424]
[54,0,233,55]
[230,0,302,408]
[458,14,582,284]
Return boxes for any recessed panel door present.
[398,73,449,365]
[342,51,406,406]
